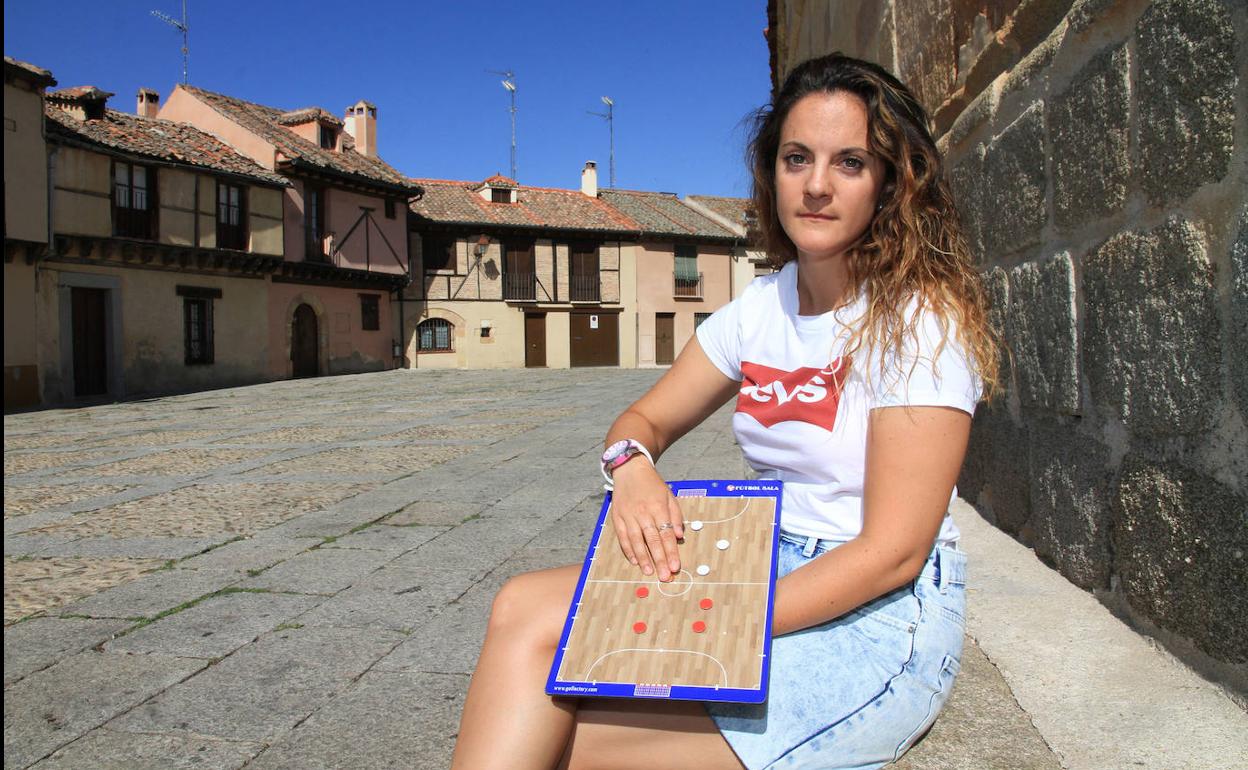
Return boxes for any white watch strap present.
[601,441,654,491]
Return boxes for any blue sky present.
[4,1,772,198]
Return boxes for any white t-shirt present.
[696,261,982,546]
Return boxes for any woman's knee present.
[488,567,575,643]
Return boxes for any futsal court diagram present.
[547,481,782,703]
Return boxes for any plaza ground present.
[4,369,1244,768]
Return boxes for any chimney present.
[137,88,159,118]
[581,160,598,197]
[344,100,377,157]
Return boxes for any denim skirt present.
[706,532,967,770]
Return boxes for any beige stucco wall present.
[34,262,271,402]
[52,146,111,237]
[635,242,734,366]
[407,302,527,370]
[250,186,283,255]
[618,242,640,368]
[268,282,392,378]
[158,168,196,246]
[4,83,49,244]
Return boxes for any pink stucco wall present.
[283,181,409,275]
[267,281,395,378]
[636,241,733,360]
[159,88,277,170]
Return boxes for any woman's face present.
[775,90,886,263]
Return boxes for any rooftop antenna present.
[151,0,189,85]
[488,68,517,179]
[588,96,616,188]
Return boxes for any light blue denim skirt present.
[706,532,967,770]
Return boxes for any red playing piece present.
[699,598,713,610]
[692,620,707,633]
[633,621,647,634]
[636,587,650,599]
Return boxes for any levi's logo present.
[736,358,851,431]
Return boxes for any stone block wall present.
[772,0,1247,692]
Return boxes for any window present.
[422,234,456,272]
[384,198,396,219]
[360,294,380,331]
[319,125,337,149]
[216,182,247,251]
[695,312,712,329]
[305,185,327,260]
[490,188,510,203]
[674,244,702,298]
[176,286,221,365]
[417,318,453,352]
[570,242,599,302]
[113,161,155,239]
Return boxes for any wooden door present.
[71,287,108,396]
[571,311,619,367]
[655,313,675,366]
[504,240,536,300]
[525,312,547,367]
[291,304,319,378]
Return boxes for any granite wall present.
[769,0,1246,694]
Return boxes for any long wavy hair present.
[748,53,1000,399]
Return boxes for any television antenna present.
[588,96,616,189]
[151,0,189,84]
[488,68,517,180]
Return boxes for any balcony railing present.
[673,271,704,299]
[570,272,600,302]
[504,271,536,301]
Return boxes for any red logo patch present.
[736,359,851,432]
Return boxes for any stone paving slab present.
[57,567,242,621]
[173,534,313,573]
[319,522,447,556]
[33,729,263,770]
[244,670,468,770]
[3,617,132,686]
[104,590,322,659]
[2,650,207,769]
[238,545,396,595]
[109,625,404,744]
[2,484,132,519]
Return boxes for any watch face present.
[603,439,632,463]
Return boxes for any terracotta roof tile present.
[48,85,114,102]
[45,105,289,186]
[410,177,637,234]
[276,107,343,128]
[482,174,518,189]
[685,194,755,232]
[599,190,737,240]
[178,84,417,194]
[4,56,57,88]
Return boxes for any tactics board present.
[546,480,782,703]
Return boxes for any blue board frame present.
[546,479,783,704]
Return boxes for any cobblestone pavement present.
[3,369,1058,769]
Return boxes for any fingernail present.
[642,565,653,575]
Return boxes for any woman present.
[452,53,1000,770]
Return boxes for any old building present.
[13,74,292,406]
[406,170,636,368]
[3,57,57,410]
[158,86,422,378]
[598,186,745,367]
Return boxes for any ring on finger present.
[657,522,673,531]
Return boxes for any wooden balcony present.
[673,271,704,299]
[504,271,537,301]
[570,273,600,302]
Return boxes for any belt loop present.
[801,535,818,558]
[936,550,948,594]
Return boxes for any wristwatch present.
[601,439,654,485]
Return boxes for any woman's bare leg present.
[452,564,582,770]
[559,699,746,770]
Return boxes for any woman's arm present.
[771,404,972,635]
[605,337,741,582]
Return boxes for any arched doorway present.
[291,303,319,378]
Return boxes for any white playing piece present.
[716,539,731,550]
[696,564,711,576]
[689,520,704,531]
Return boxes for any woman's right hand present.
[608,459,685,582]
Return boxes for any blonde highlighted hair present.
[748,53,1001,399]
